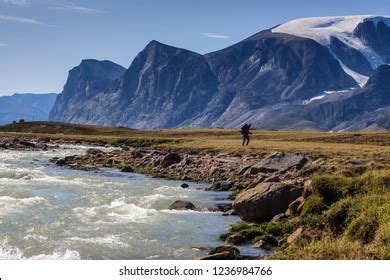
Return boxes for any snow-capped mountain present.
[49,15,390,131]
[273,15,390,86]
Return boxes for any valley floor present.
[0,121,389,259]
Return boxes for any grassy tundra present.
[0,121,389,259]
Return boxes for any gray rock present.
[206,181,234,191]
[168,200,196,211]
[86,148,104,155]
[233,182,304,223]
[258,152,309,173]
[161,153,182,168]
[120,166,134,173]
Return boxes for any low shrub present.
[347,212,380,244]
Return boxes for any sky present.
[0,0,389,96]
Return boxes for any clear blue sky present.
[0,0,389,95]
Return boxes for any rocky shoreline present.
[48,144,321,259]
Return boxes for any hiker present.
[240,124,252,146]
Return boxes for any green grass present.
[269,170,390,259]
[0,122,389,167]
[221,220,297,245]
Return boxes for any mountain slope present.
[237,65,390,131]
[306,64,390,131]
[203,30,357,126]
[53,41,219,129]
[49,59,126,122]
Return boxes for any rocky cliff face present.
[49,59,126,122]
[354,18,390,64]
[81,41,219,128]
[305,64,390,131]
[257,65,390,131]
[205,31,357,126]
[49,16,390,131]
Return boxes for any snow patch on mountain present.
[272,15,389,85]
[302,89,351,105]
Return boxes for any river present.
[0,145,259,259]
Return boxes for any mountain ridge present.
[49,15,390,131]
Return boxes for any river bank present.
[49,142,319,259]
[0,141,258,259]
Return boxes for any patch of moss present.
[312,175,351,205]
[301,195,327,217]
[221,220,296,245]
[324,198,353,235]
[347,212,380,244]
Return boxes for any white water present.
[0,145,256,259]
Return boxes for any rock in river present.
[86,148,104,155]
[199,246,240,260]
[168,200,196,211]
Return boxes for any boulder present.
[238,165,252,175]
[180,183,189,189]
[131,150,144,158]
[202,205,220,212]
[161,152,182,167]
[233,182,304,223]
[120,166,134,173]
[182,158,193,165]
[86,148,104,155]
[168,200,195,210]
[209,246,240,258]
[246,166,263,175]
[19,140,36,148]
[257,152,308,173]
[206,181,233,191]
[203,203,232,212]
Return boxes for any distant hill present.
[0,93,57,125]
